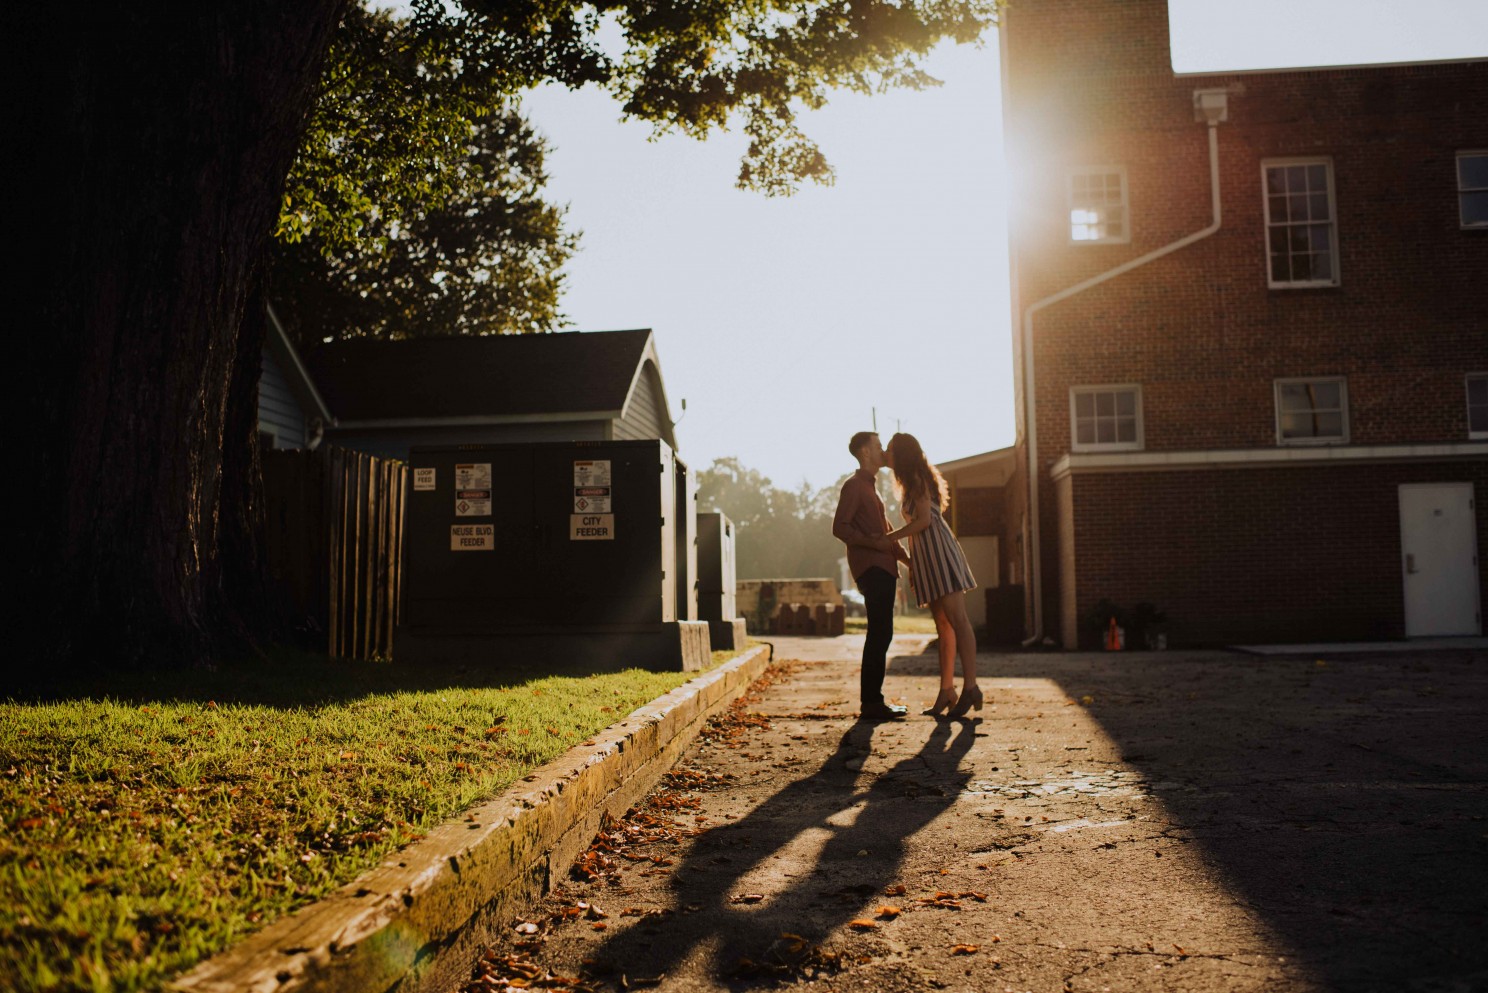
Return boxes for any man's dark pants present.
[857,566,896,706]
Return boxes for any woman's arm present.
[885,492,933,542]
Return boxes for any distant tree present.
[271,7,578,347]
[699,458,854,581]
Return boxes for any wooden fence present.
[262,446,406,660]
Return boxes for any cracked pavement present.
[456,637,1488,993]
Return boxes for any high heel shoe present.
[924,686,958,716]
[948,684,983,718]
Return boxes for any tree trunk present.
[10,3,346,672]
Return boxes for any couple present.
[832,431,980,721]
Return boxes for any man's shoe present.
[859,702,908,721]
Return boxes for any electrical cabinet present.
[399,441,704,666]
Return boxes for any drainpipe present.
[1020,89,1229,647]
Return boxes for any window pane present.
[1286,165,1307,189]
[1096,392,1115,416]
[1314,412,1344,438]
[1292,252,1314,281]
[1115,390,1136,415]
[1280,413,1306,438]
[1461,191,1488,226]
[1097,419,1116,443]
[1290,193,1310,220]
[1307,164,1327,190]
[1472,405,1488,433]
[1311,252,1333,280]
[1309,225,1332,251]
[1289,227,1311,253]
[1309,193,1330,220]
[1311,381,1341,408]
[1270,253,1290,283]
[1076,392,1095,416]
[1076,420,1096,444]
[1116,416,1137,442]
[1469,377,1488,405]
[1268,226,1290,252]
[1279,384,1311,411]
[1268,195,1288,222]
[1266,168,1287,195]
[1460,154,1488,189]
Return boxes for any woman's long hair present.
[887,432,948,514]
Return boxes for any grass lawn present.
[843,612,941,636]
[0,648,740,993]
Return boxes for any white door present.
[1399,483,1481,637]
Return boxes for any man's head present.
[848,431,885,470]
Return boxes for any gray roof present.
[304,330,655,422]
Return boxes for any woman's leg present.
[938,592,978,687]
[931,604,956,691]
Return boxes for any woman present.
[883,433,982,718]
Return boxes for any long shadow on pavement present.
[589,715,980,983]
[1003,649,1488,992]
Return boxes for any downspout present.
[1020,90,1229,646]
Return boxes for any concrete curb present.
[170,644,774,993]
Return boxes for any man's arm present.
[883,511,910,562]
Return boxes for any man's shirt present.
[832,468,898,582]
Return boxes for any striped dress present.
[907,502,977,608]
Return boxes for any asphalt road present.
[454,636,1488,993]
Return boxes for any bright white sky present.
[518,1,1484,490]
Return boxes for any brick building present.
[999,0,1488,647]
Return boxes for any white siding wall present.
[258,349,308,449]
[614,361,665,441]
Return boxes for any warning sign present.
[573,485,611,513]
[573,460,611,488]
[413,467,436,491]
[455,463,492,489]
[455,489,491,517]
[570,514,615,540]
[450,524,494,551]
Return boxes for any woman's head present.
[886,432,948,512]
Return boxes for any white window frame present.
[1070,384,1144,452]
[1274,376,1349,446]
[1262,157,1340,289]
[1468,372,1488,440]
[1067,166,1130,245]
[1458,150,1488,230]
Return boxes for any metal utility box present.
[697,511,746,650]
[396,439,709,670]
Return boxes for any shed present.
[258,305,332,450]
[303,329,678,461]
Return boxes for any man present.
[832,431,910,720]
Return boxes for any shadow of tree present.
[589,716,979,983]
[5,648,669,707]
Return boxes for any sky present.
[518,1,1485,491]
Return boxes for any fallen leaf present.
[884,884,907,896]
[514,922,539,934]
[951,944,979,955]
[877,906,902,918]
[729,893,765,905]
[848,919,879,930]
[592,922,608,931]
